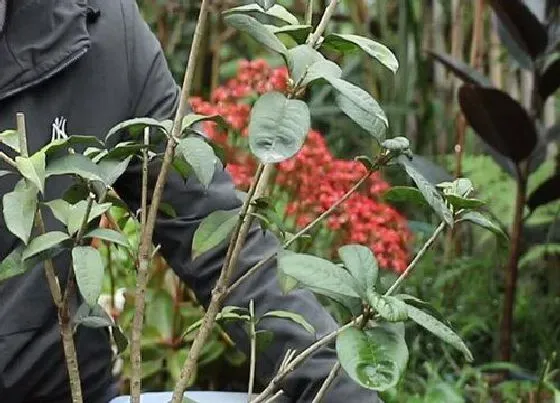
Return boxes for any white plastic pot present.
[110,392,250,403]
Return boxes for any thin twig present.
[141,127,149,228]
[263,390,284,403]
[311,362,341,403]
[385,221,446,296]
[247,299,257,402]
[0,152,17,168]
[305,0,314,25]
[308,0,339,46]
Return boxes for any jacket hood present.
[0,0,90,101]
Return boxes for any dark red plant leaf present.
[527,173,560,211]
[538,58,560,100]
[458,85,538,163]
[489,0,548,59]
[428,51,492,87]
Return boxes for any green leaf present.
[22,231,70,261]
[457,211,508,240]
[72,246,104,306]
[184,306,250,337]
[256,0,276,11]
[46,154,103,182]
[398,155,453,226]
[445,195,485,210]
[146,291,174,339]
[83,228,129,248]
[248,92,310,163]
[266,4,298,25]
[181,114,227,135]
[0,129,20,152]
[67,200,112,236]
[383,186,429,208]
[266,24,313,43]
[338,245,379,297]
[278,252,360,298]
[256,330,274,352]
[105,117,170,145]
[261,310,315,334]
[367,291,408,322]
[437,178,473,198]
[322,34,399,73]
[73,303,113,328]
[41,135,103,156]
[405,301,473,361]
[336,323,408,391]
[192,210,238,258]
[97,156,132,186]
[45,199,71,225]
[287,45,324,83]
[382,137,410,151]
[0,246,25,283]
[3,182,38,244]
[176,137,217,188]
[396,294,452,327]
[224,14,288,55]
[15,152,46,194]
[327,78,388,141]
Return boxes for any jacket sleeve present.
[116,2,381,402]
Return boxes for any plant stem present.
[141,128,149,228]
[247,299,257,402]
[263,390,284,403]
[17,113,82,402]
[311,362,341,403]
[385,221,446,296]
[308,0,338,46]
[252,316,362,403]
[305,0,314,25]
[129,1,212,401]
[0,152,17,168]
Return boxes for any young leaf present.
[176,137,217,189]
[41,135,103,156]
[398,155,453,226]
[428,51,492,87]
[0,129,20,153]
[248,92,310,163]
[46,154,103,182]
[105,117,170,146]
[72,246,104,306]
[336,323,408,391]
[367,291,408,322]
[327,78,388,141]
[457,211,508,240]
[0,246,25,283]
[539,58,560,100]
[22,231,70,261]
[181,114,227,135]
[459,85,537,163]
[224,14,288,55]
[261,311,315,334]
[445,195,485,210]
[278,252,360,298]
[404,301,473,362]
[527,172,560,211]
[338,245,379,296]
[15,152,46,194]
[192,209,238,258]
[322,33,399,73]
[383,186,429,208]
[3,183,38,244]
[83,228,129,248]
[488,0,548,60]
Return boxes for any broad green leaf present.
[322,34,399,73]
[105,117,170,145]
[445,195,485,210]
[97,156,132,186]
[367,291,408,322]
[437,178,473,198]
[45,199,71,225]
[72,246,104,306]
[224,14,288,55]
[73,303,113,328]
[261,310,315,334]
[398,155,453,226]
[176,137,217,188]
[338,245,378,297]
[46,154,103,182]
[396,294,452,327]
[278,252,360,298]
[457,211,508,240]
[336,323,408,391]
[3,183,38,244]
[383,186,429,208]
[382,137,410,151]
[0,129,20,152]
[83,228,129,248]
[266,4,298,25]
[287,45,324,83]
[22,231,70,261]
[327,78,387,141]
[266,24,312,43]
[101,142,147,161]
[0,246,25,283]
[192,210,238,258]
[248,92,310,163]
[305,60,343,84]
[67,200,112,235]
[15,152,46,194]
[405,301,473,361]
[181,114,227,135]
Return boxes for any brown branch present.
[311,362,341,403]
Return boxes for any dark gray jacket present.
[0,1,379,402]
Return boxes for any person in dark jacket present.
[0,1,380,402]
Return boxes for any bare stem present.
[59,313,84,403]
[385,221,446,296]
[0,152,17,168]
[308,0,339,46]
[311,362,341,403]
[248,299,257,402]
[263,390,284,403]
[305,0,314,25]
[141,128,149,227]
[129,1,213,401]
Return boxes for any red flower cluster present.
[190,60,411,272]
